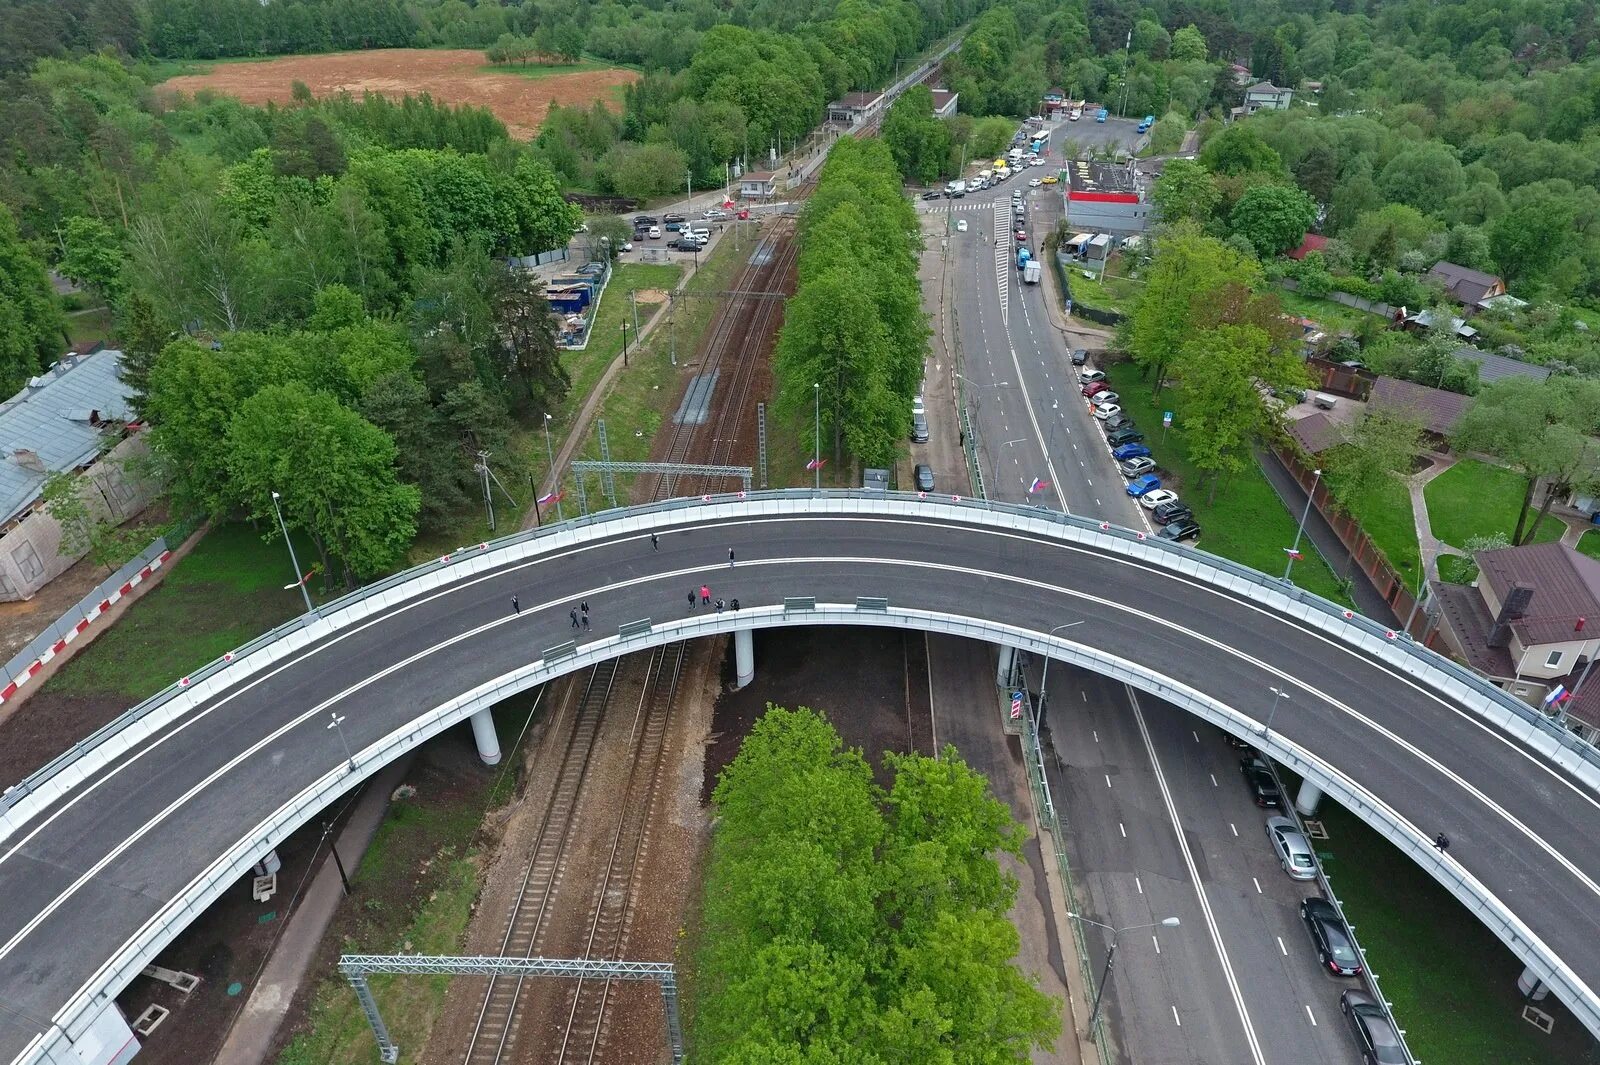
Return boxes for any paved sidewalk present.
[1406,456,1457,582]
[213,755,416,1065]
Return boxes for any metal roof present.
[0,349,132,527]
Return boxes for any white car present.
[1093,403,1122,420]
[1140,489,1178,510]
[1267,816,1318,881]
[621,241,633,252]
[1079,369,1107,384]
[1090,391,1119,407]
[956,218,968,232]
[1029,178,1042,187]
[912,395,926,416]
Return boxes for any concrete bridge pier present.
[469,707,501,766]
[734,628,755,689]
[1520,965,1551,1001]
[996,644,1017,688]
[254,849,282,877]
[1295,779,1324,817]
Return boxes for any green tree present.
[1229,184,1318,257]
[1325,410,1426,515]
[1174,323,1301,499]
[487,265,567,412]
[1451,377,1600,543]
[59,215,126,305]
[881,85,952,186]
[0,204,64,391]
[1491,182,1579,284]
[583,213,633,260]
[1198,125,1284,177]
[1171,25,1208,62]
[1127,223,1259,391]
[226,383,420,587]
[1152,159,1220,225]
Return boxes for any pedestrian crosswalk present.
[917,194,1054,214]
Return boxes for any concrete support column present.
[996,644,1017,688]
[734,628,755,689]
[1519,965,1550,1001]
[469,707,501,766]
[254,849,281,877]
[1295,779,1324,817]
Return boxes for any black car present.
[1101,414,1133,432]
[634,215,658,226]
[922,190,942,200]
[952,189,966,198]
[1341,991,1407,1064]
[662,213,686,224]
[1301,897,1363,977]
[1158,517,1201,542]
[1105,426,1144,447]
[1240,759,1282,807]
[1151,500,1192,525]
[914,463,935,491]
[1071,349,1089,366]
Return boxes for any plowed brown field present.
[159,48,636,138]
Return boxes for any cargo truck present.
[1023,259,1042,284]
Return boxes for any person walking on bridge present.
[511,594,520,615]
[688,588,697,611]
[570,607,580,629]
[701,584,711,605]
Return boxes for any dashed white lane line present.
[1120,822,1127,838]
[1153,934,1162,954]
[1172,1006,1182,1027]
[1253,877,1263,894]
[1105,774,1113,788]
[1305,1004,1318,1027]
[1277,936,1288,956]
[1135,876,1144,894]
[1230,823,1239,836]
[1210,773,1218,787]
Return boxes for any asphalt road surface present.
[937,170,1366,1062]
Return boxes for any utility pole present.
[475,450,495,532]
[1119,27,1133,117]
[629,288,640,339]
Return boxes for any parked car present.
[1240,760,1282,808]
[662,213,686,224]
[1071,349,1089,366]
[621,241,633,252]
[647,225,662,239]
[914,464,935,492]
[911,413,929,442]
[1118,456,1156,478]
[1151,499,1191,524]
[1139,488,1178,510]
[1340,991,1406,1064]
[1158,517,1202,542]
[957,219,968,232]
[952,189,965,197]
[634,215,658,226]
[1301,898,1363,977]
[1266,816,1318,881]
[703,208,730,220]
[1090,390,1119,407]
[1093,403,1122,420]
[1100,413,1133,432]
[922,190,942,201]
[1126,474,1162,497]
[1014,229,1027,243]
[1106,427,1145,447]
[1078,369,1107,384]
[1083,380,1111,398]
[1112,442,1151,461]
[912,395,926,416]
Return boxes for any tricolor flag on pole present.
[1028,477,1050,494]
[1283,547,1304,560]
[806,458,827,470]
[1545,684,1573,707]
[537,490,563,506]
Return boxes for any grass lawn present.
[1273,287,1377,335]
[46,523,325,703]
[1578,529,1600,561]
[1105,363,1349,604]
[1324,470,1422,594]
[480,57,621,78]
[1315,802,1593,1064]
[558,262,684,429]
[64,306,113,346]
[1425,460,1566,548]
[1062,264,1139,314]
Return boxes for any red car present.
[1015,229,1027,242]
[1083,380,1111,398]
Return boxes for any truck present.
[1016,246,1032,270]
[1022,259,1042,284]
[944,179,967,195]
[1008,147,1024,164]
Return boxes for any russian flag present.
[537,490,563,506]
[1545,684,1572,707]
[806,457,827,470]
[1283,547,1303,560]
[1029,477,1050,494]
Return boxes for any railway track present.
[464,659,622,1065]
[551,642,686,1063]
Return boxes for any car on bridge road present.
[1302,897,1362,977]
[1158,517,1202,543]
[1267,815,1319,880]
[1118,456,1156,478]
[1126,474,1162,497]
[1106,427,1145,447]
[1112,442,1151,461]
[1340,990,1407,1064]
[1139,488,1178,510]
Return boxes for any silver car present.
[1266,815,1318,880]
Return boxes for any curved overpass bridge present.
[3,491,1600,1064]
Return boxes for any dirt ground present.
[158,49,638,139]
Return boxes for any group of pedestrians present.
[507,534,745,633]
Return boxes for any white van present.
[1008,147,1024,164]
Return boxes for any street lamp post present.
[327,711,356,773]
[270,491,314,614]
[1283,468,1322,581]
[813,382,822,490]
[621,321,629,367]
[1068,913,1182,1039]
[1036,620,1086,731]
[542,413,564,521]
[1264,685,1291,740]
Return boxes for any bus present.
[1030,127,1052,154]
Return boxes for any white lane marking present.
[1253,877,1262,894]
[1172,1006,1182,1027]
[1153,934,1161,954]
[1230,823,1238,836]
[1119,822,1127,838]
[1129,687,1267,1065]
[1305,1004,1318,1027]
[1135,876,1143,894]
[1210,773,1218,787]
[1277,936,1288,956]
[1193,730,1200,743]
[1105,774,1113,788]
